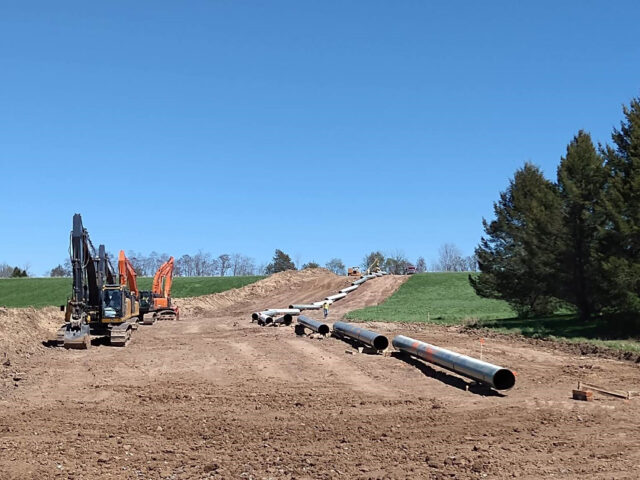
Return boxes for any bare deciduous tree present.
[325,258,346,275]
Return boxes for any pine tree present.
[556,131,607,321]
[599,97,640,319]
[470,163,564,317]
[264,249,296,274]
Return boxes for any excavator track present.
[109,322,133,347]
[154,308,178,321]
[142,314,157,325]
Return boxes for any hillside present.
[0,275,264,308]
[345,272,515,323]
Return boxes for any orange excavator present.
[139,256,179,324]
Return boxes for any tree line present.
[0,263,29,278]
[45,245,476,278]
[471,96,640,327]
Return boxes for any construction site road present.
[1,269,640,479]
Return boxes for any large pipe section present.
[352,277,368,286]
[263,308,301,315]
[256,313,273,325]
[297,315,330,335]
[289,304,321,310]
[325,293,347,301]
[313,300,333,306]
[273,315,293,326]
[392,335,516,390]
[340,285,359,294]
[332,322,389,351]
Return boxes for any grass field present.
[0,276,264,308]
[346,273,640,353]
[346,272,515,324]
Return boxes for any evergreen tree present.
[301,261,320,269]
[10,267,27,278]
[599,97,640,319]
[264,249,296,274]
[470,163,564,317]
[556,131,607,321]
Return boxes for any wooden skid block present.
[572,389,594,401]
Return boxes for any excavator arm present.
[152,257,175,299]
[118,250,139,297]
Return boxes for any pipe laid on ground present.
[313,300,333,307]
[374,272,384,277]
[392,335,516,391]
[289,304,322,310]
[257,313,273,325]
[263,308,301,315]
[332,322,389,351]
[273,315,293,326]
[297,315,330,335]
[340,285,359,294]
[352,277,368,286]
[325,293,347,301]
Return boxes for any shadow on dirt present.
[391,352,505,397]
[41,337,111,348]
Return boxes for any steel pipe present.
[297,315,330,335]
[263,308,301,315]
[340,285,359,294]
[392,335,516,390]
[257,313,273,325]
[273,315,293,326]
[325,293,347,301]
[313,300,333,306]
[352,277,368,286]
[332,322,389,351]
[289,304,322,310]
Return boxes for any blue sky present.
[1,1,639,275]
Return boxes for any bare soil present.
[1,269,639,479]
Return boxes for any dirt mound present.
[179,268,352,317]
[0,306,61,358]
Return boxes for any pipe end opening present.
[493,369,516,390]
[251,313,259,320]
[318,324,330,335]
[373,335,390,351]
[283,314,293,325]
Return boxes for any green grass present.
[346,272,640,353]
[346,272,515,324]
[0,276,264,308]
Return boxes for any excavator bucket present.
[62,324,92,349]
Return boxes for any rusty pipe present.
[392,335,516,390]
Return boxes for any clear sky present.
[1,1,639,276]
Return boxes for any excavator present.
[366,257,382,275]
[57,214,140,349]
[138,256,179,324]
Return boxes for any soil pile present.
[0,306,60,358]
[179,268,353,316]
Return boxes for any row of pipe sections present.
[251,272,516,391]
[298,321,515,391]
[252,271,387,326]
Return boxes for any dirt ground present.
[1,269,640,479]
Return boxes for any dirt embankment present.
[179,268,355,317]
[0,306,61,359]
